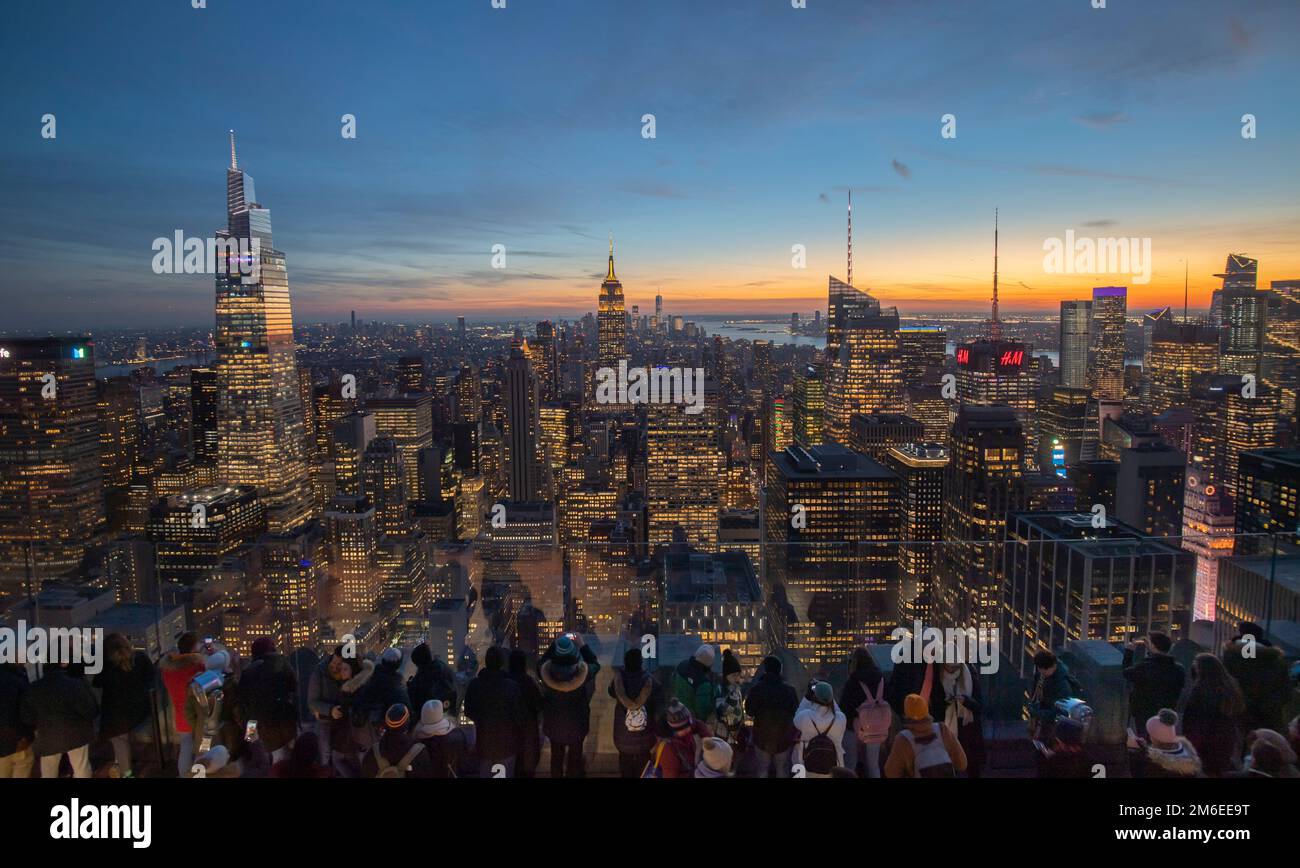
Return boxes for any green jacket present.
[671,658,717,723]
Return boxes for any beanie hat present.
[554,634,578,662]
[381,647,402,668]
[694,644,716,667]
[410,642,433,667]
[420,700,444,726]
[1145,708,1179,745]
[812,681,834,707]
[762,655,782,675]
[384,703,411,731]
[722,649,741,676]
[666,699,692,729]
[700,737,733,773]
[903,693,929,721]
[250,636,275,657]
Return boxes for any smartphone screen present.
[244,720,258,742]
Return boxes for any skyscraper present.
[646,402,719,549]
[1234,448,1300,556]
[884,443,947,624]
[791,363,826,448]
[1088,286,1127,401]
[505,345,542,503]
[1144,321,1220,415]
[597,239,627,371]
[1218,285,1268,380]
[1209,253,1258,329]
[534,320,558,403]
[1058,300,1092,389]
[214,132,312,534]
[1116,442,1186,541]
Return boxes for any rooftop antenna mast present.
[990,208,1002,339]
[1183,261,1189,323]
[847,189,853,287]
[229,129,237,170]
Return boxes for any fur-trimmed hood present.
[1147,738,1202,776]
[540,659,588,693]
[341,659,375,694]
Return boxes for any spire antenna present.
[229,129,237,169]
[990,207,1002,340]
[1183,260,1189,323]
[846,188,853,288]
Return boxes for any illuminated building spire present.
[606,233,617,281]
[229,129,237,170]
[990,207,1001,340]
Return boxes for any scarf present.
[694,760,726,778]
[940,664,974,735]
[414,717,454,739]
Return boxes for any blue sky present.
[2,0,1298,329]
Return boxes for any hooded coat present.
[538,644,600,744]
[608,665,660,755]
[20,667,99,756]
[1222,639,1292,732]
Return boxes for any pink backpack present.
[853,679,891,745]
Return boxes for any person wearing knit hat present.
[884,693,967,778]
[360,702,432,778]
[714,649,746,744]
[793,680,846,777]
[694,737,733,778]
[250,636,276,658]
[1235,728,1299,778]
[538,633,601,778]
[413,700,469,778]
[1128,708,1201,778]
[649,699,711,779]
[672,644,718,727]
[744,654,798,777]
[609,647,661,778]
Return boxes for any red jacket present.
[161,654,204,734]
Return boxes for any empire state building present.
[597,237,627,370]
[214,132,313,533]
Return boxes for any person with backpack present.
[937,660,985,778]
[713,649,746,745]
[744,655,798,778]
[671,644,717,725]
[413,699,468,778]
[464,646,527,778]
[538,633,600,778]
[884,693,966,778]
[793,681,845,777]
[645,699,710,779]
[608,647,661,778]
[839,647,888,778]
[1028,650,1082,739]
[361,703,433,778]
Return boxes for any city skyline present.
[4,0,1300,329]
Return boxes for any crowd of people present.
[2,623,1298,779]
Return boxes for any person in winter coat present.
[884,693,967,778]
[1222,623,1292,734]
[20,662,99,779]
[608,647,661,777]
[1127,708,1203,779]
[1182,652,1246,777]
[937,661,986,778]
[839,647,887,778]
[160,633,206,776]
[92,633,155,777]
[506,648,542,778]
[1230,729,1299,778]
[413,699,468,778]
[538,633,600,778]
[695,736,733,778]
[1123,632,1186,731]
[743,655,799,778]
[0,663,34,779]
[233,636,298,757]
[1028,650,1082,737]
[1034,717,1092,778]
[648,699,711,779]
[354,647,411,729]
[671,644,717,725]
[793,681,846,777]
[306,646,360,767]
[463,646,526,777]
[360,703,434,778]
[713,649,746,745]
[270,731,333,778]
[407,642,458,716]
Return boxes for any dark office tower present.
[884,443,947,624]
[791,363,826,448]
[0,336,104,588]
[1039,386,1096,474]
[457,316,466,339]
[98,376,140,490]
[824,304,904,443]
[1264,281,1300,436]
[1209,253,1258,329]
[1234,448,1300,555]
[351,310,357,331]
[452,421,480,475]
[847,413,925,463]
[903,385,950,443]
[1001,512,1193,678]
[1059,300,1092,389]
[455,363,481,425]
[1218,287,1268,380]
[534,321,558,402]
[954,338,1038,468]
[938,405,1024,629]
[324,493,379,617]
[752,340,773,393]
[597,239,627,371]
[653,293,663,333]
[765,444,901,667]
[1088,286,1127,401]
[505,345,542,502]
[897,325,947,385]
[214,133,312,534]
[147,485,264,584]
[257,525,324,650]
[332,411,376,498]
[1069,459,1119,513]
[1117,442,1186,541]
[397,356,426,394]
[1144,321,1220,414]
[361,436,409,538]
